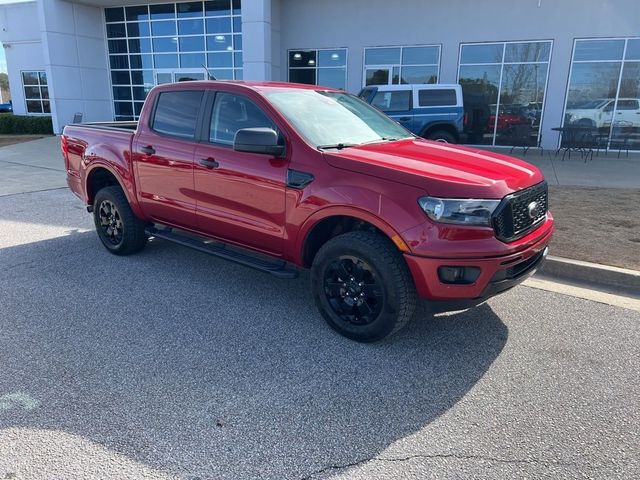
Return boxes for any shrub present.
[0,114,54,135]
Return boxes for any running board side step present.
[145,226,298,279]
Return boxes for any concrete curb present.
[537,255,640,295]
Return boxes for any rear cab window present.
[151,90,204,139]
[417,89,458,108]
[371,90,411,112]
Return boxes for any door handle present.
[199,157,219,169]
[398,116,412,121]
[140,145,155,155]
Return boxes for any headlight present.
[418,196,500,226]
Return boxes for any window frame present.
[202,90,284,149]
[370,89,412,113]
[417,88,458,108]
[456,39,553,147]
[103,1,243,121]
[287,47,348,90]
[21,70,50,116]
[362,44,442,87]
[561,36,640,150]
[149,88,207,141]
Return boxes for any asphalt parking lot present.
[1,138,639,479]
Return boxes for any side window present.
[210,92,277,145]
[418,89,457,107]
[617,99,639,110]
[151,90,204,139]
[603,101,615,112]
[357,88,373,100]
[371,90,410,112]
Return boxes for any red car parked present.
[62,81,553,342]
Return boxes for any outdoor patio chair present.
[609,125,631,158]
[505,123,534,156]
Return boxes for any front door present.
[193,91,288,255]
[134,89,205,228]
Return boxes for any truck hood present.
[322,138,544,198]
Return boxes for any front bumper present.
[404,225,551,301]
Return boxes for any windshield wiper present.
[317,143,358,150]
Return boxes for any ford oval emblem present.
[527,201,540,219]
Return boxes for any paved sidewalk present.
[0,136,65,196]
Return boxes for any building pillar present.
[242,0,279,81]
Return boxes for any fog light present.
[438,266,481,285]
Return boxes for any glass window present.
[365,48,401,65]
[106,1,242,120]
[149,3,175,20]
[151,21,176,36]
[126,22,150,38]
[154,54,179,68]
[180,53,206,68]
[105,7,124,23]
[108,40,128,54]
[460,44,504,64]
[563,38,640,150]
[209,92,275,144]
[289,49,346,89]
[129,38,152,54]
[206,17,231,33]
[402,46,439,65]
[125,6,149,21]
[573,39,625,61]
[208,52,233,67]
[22,71,39,85]
[206,0,231,16]
[505,42,551,63]
[153,37,178,53]
[177,1,203,18]
[318,68,346,89]
[207,34,232,51]
[133,86,152,100]
[289,69,315,85]
[26,100,43,113]
[459,41,551,147]
[371,90,411,112]
[113,86,132,100]
[179,19,204,35]
[419,89,457,107]
[364,45,440,86]
[179,36,205,52]
[318,49,346,67]
[106,23,126,38]
[401,65,438,84]
[111,70,131,85]
[115,101,134,116]
[152,90,204,138]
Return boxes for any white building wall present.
[275,0,640,149]
[0,1,43,116]
[37,0,112,133]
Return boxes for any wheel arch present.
[421,122,460,142]
[297,207,410,268]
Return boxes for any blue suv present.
[358,84,463,143]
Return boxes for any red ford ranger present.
[62,81,553,342]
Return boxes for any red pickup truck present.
[62,81,553,342]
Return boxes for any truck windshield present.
[263,89,413,148]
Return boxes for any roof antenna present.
[202,64,216,80]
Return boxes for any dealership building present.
[0,0,638,149]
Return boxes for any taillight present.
[61,135,69,167]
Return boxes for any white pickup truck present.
[565,98,640,128]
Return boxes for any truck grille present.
[492,182,548,242]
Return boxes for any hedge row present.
[0,114,53,135]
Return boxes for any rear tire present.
[93,186,147,255]
[425,130,457,143]
[311,231,417,342]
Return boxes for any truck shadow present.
[0,230,508,479]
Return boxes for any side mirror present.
[233,128,285,157]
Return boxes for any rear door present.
[192,90,288,255]
[615,99,640,127]
[415,87,464,132]
[133,89,205,228]
[370,89,413,130]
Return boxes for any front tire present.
[93,186,147,255]
[311,231,417,342]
